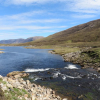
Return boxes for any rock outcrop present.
[62,49,100,71]
[49,47,100,72]
[0,71,67,100]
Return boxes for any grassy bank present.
[25,45,80,55]
[52,47,80,55]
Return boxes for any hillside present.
[22,19,100,46]
[0,36,44,44]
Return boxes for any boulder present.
[97,68,100,72]
[7,71,24,77]
[7,71,29,78]
[63,98,68,100]
[6,83,13,88]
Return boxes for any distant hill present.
[22,19,100,46]
[0,36,44,44]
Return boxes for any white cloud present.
[0,9,66,31]
[0,25,67,30]
[18,19,64,24]
[3,0,100,10]
[4,0,54,5]
[3,0,100,19]
[69,0,100,13]
[0,32,19,40]
[0,10,64,24]
[2,0,100,16]
[0,25,49,30]
[1,10,44,20]
[73,14,96,19]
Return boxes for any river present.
[0,46,78,76]
[0,46,100,100]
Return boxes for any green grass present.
[84,92,94,100]
[25,45,80,55]
[4,87,30,100]
[81,47,100,63]
[52,47,80,55]
[0,78,7,84]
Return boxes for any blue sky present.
[0,0,100,40]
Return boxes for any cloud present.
[0,10,64,24]
[0,9,66,31]
[18,19,64,24]
[3,0,100,18]
[66,0,100,14]
[2,10,44,20]
[0,0,99,40]
[0,32,19,40]
[73,14,96,19]
[2,0,100,15]
[0,25,67,30]
[61,0,100,19]
[4,0,54,5]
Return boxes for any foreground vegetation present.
[0,78,30,100]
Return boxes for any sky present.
[0,0,100,40]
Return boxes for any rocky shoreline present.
[49,48,100,72]
[0,71,67,100]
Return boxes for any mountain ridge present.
[22,19,100,46]
[0,36,44,44]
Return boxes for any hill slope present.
[0,36,44,44]
[23,19,100,46]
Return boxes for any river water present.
[0,46,100,100]
[0,46,78,76]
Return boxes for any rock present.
[24,94,28,98]
[0,71,62,100]
[26,80,30,85]
[0,75,3,79]
[1,85,7,91]
[18,78,24,83]
[7,71,24,77]
[78,95,83,99]
[97,68,100,72]
[48,50,56,54]
[6,83,13,88]
[7,78,15,84]
[22,73,29,77]
[31,93,36,100]
[63,98,68,100]
[14,74,21,78]
[3,77,7,82]
[17,86,23,89]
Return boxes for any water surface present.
[0,46,76,76]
